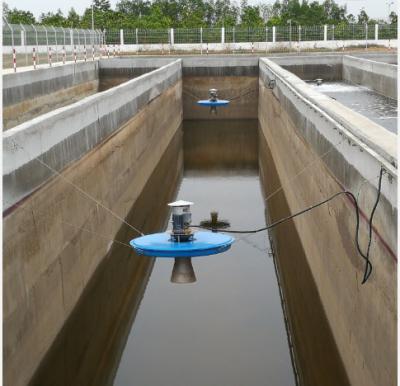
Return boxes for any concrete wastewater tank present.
[3,53,397,386]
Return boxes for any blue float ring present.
[130,231,234,258]
[197,100,230,107]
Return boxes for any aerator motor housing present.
[168,200,194,242]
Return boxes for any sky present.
[4,0,399,21]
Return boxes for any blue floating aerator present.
[130,200,234,283]
[130,231,234,258]
[197,100,230,107]
[197,88,229,114]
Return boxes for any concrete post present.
[70,29,74,46]
[20,30,25,46]
[170,28,174,45]
[324,24,328,41]
[272,26,276,43]
[120,29,124,45]
[221,27,225,44]
[375,24,379,40]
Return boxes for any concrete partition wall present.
[259,58,396,386]
[3,61,99,130]
[270,55,343,81]
[343,55,398,99]
[3,60,182,386]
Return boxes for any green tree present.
[116,0,151,17]
[389,11,397,24]
[357,9,369,24]
[40,9,66,26]
[5,6,36,24]
[93,0,111,11]
[67,8,80,28]
[346,13,356,24]
[240,2,264,26]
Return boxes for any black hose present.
[192,168,385,284]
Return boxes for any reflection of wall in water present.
[183,119,258,171]
[30,129,183,386]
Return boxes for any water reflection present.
[113,120,296,386]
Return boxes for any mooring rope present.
[193,168,385,284]
[4,198,133,250]
[12,144,144,237]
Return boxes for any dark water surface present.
[31,120,300,386]
[113,120,296,386]
[310,82,398,133]
[114,175,296,386]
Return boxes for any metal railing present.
[3,21,397,70]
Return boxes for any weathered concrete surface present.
[3,61,99,130]
[353,53,397,64]
[259,58,396,386]
[343,55,398,99]
[3,62,183,386]
[4,61,181,211]
[29,129,183,386]
[259,132,350,386]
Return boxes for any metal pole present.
[365,23,368,50]
[136,28,138,55]
[298,25,301,52]
[61,27,66,63]
[32,47,36,69]
[31,24,39,64]
[52,26,58,63]
[91,5,94,31]
[20,23,28,66]
[45,26,49,65]
[77,29,81,60]
[233,26,235,53]
[13,47,17,72]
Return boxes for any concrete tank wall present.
[182,56,259,120]
[3,60,183,386]
[98,57,176,90]
[259,58,396,386]
[343,55,398,99]
[3,62,99,130]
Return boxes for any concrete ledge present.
[99,57,176,78]
[3,60,182,211]
[343,55,397,98]
[182,56,259,76]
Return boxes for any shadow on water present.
[29,128,184,386]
